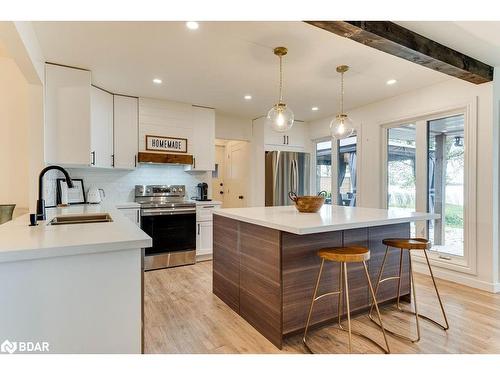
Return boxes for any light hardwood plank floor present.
[144,260,500,354]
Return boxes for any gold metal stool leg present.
[363,261,390,353]
[343,262,352,353]
[369,247,449,343]
[422,250,449,330]
[304,259,391,354]
[303,258,325,351]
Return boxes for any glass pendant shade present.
[266,103,294,132]
[330,114,354,139]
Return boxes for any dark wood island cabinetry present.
[212,210,418,348]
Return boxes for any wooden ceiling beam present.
[305,21,493,84]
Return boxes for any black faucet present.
[36,165,74,221]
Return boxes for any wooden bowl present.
[288,191,326,213]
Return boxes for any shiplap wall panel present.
[138,98,195,153]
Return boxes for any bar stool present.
[303,246,390,354]
[368,238,449,343]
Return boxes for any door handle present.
[219,191,224,195]
[283,135,286,145]
[238,195,244,199]
[197,223,200,235]
[91,151,96,165]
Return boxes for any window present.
[387,124,417,236]
[427,114,465,257]
[315,135,358,206]
[316,140,332,203]
[382,105,476,273]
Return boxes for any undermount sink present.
[47,213,113,225]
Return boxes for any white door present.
[114,95,138,169]
[90,86,114,168]
[212,145,226,206]
[225,141,250,208]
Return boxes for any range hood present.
[137,152,193,165]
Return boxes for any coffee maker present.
[195,182,210,201]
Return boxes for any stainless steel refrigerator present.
[265,151,310,206]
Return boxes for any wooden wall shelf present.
[137,152,193,165]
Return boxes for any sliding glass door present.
[383,108,474,271]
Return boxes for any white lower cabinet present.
[118,208,141,227]
[196,221,213,257]
[196,203,220,259]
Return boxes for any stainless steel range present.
[135,185,196,270]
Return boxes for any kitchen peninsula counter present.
[0,204,151,353]
[213,204,437,348]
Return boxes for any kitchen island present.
[0,204,151,353]
[213,204,437,348]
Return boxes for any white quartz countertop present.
[0,204,151,263]
[214,204,439,235]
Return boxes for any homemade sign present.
[145,135,188,153]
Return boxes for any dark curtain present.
[348,152,357,206]
[337,156,347,205]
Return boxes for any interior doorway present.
[213,139,250,208]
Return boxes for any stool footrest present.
[313,290,341,302]
[303,322,390,354]
[379,276,401,283]
[368,304,449,343]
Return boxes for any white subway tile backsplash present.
[44,165,210,205]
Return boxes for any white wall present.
[215,111,252,141]
[493,67,500,286]
[310,79,496,291]
[0,57,29,217]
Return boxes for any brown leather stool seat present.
[303,246,390,354]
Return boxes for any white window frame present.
[380,101,478,275]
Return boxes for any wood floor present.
[144,260,500,354]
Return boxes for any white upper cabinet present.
[285,121,307,149]
[186,106,215,171]
[44,64,92,166]
[258,117,308,151]
[90,86,114,168]
[114,95,138,169]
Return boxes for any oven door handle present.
[141,208,196,216]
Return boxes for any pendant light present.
[266,46,294,132]
[330,65,355,139]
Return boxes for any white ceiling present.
[396,21,500,67]
[33,21,452,121]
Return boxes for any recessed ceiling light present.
[386,79,397,85]
[244,95,252,100]
[186,21,199,30]
[153,78,162,84]
[311,106,319,111]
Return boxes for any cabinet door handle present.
[136,210,140,224]
[111,154,115,167]
[193,157,196,169]
[283,135,286,145]
[287,136,289,145]
[134,155,137,168]
[91,151,96,165]
[197,223,200,235]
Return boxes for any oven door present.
[140,208,196,256]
